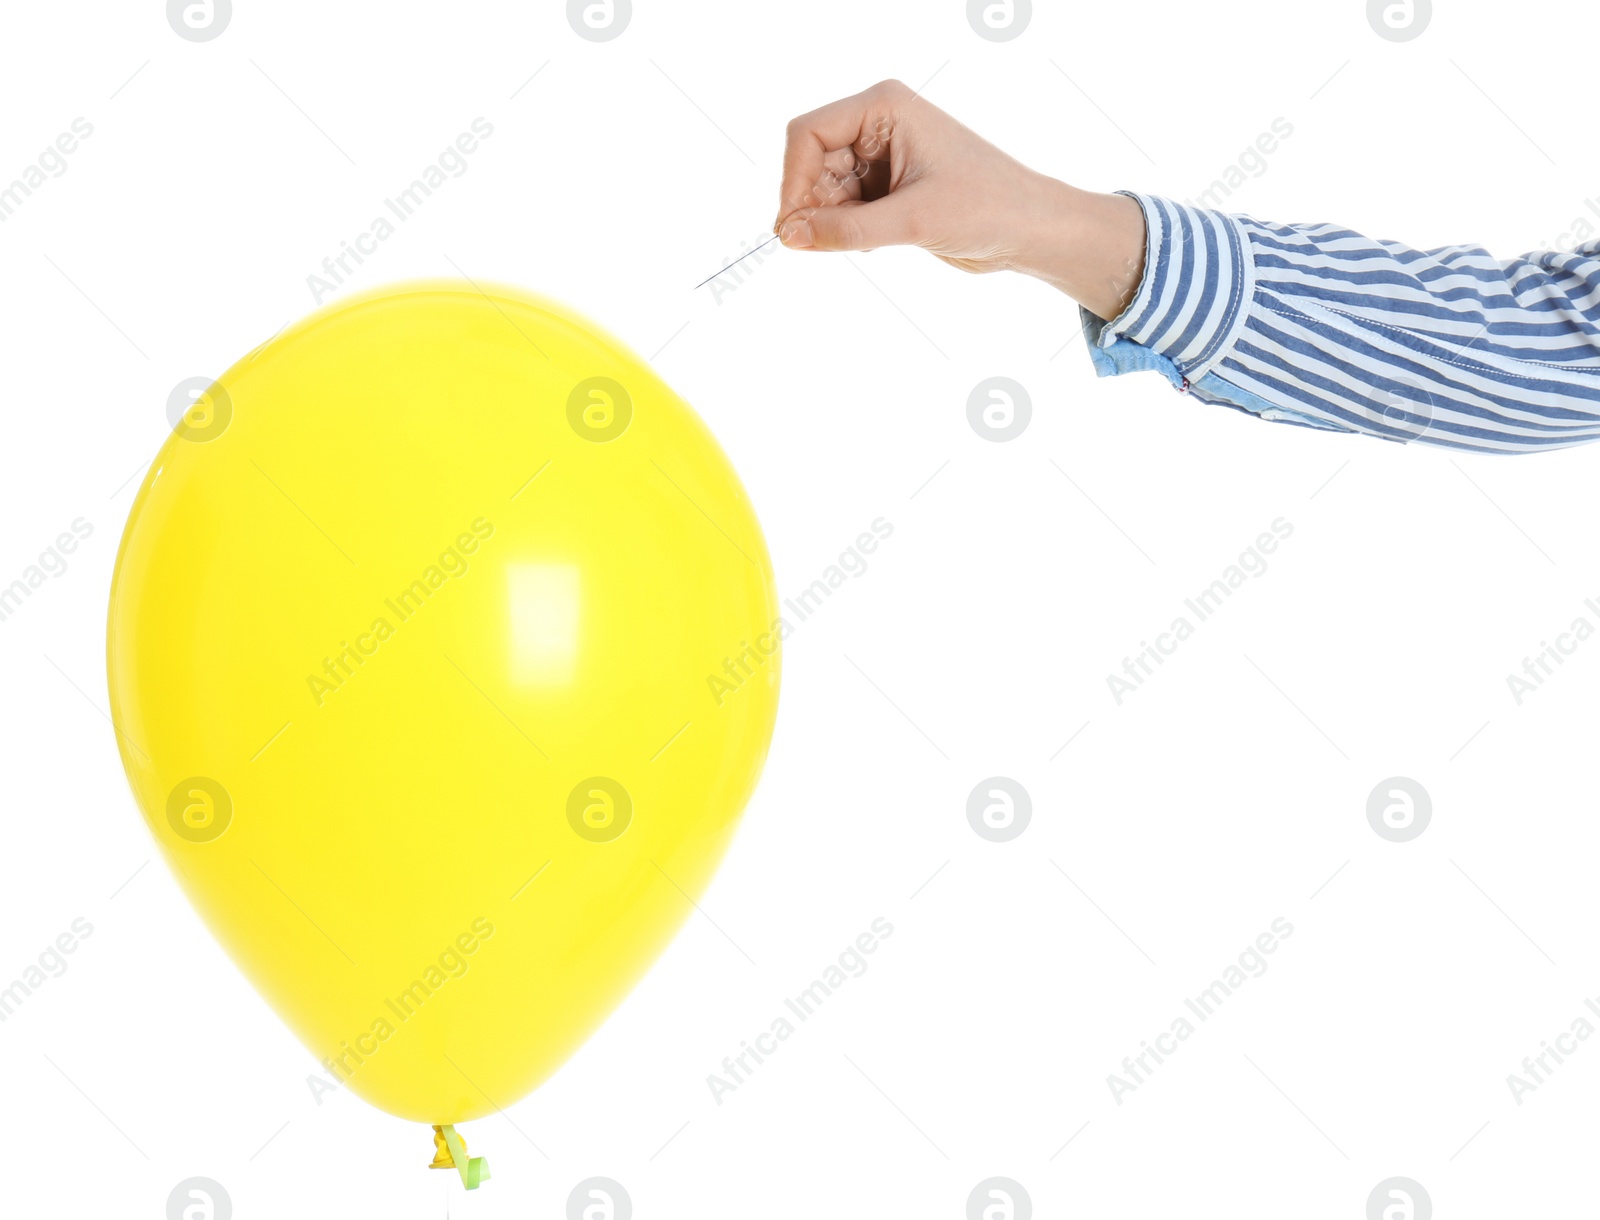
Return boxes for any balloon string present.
[431,1124,490,1190]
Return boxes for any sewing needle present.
[694,233,782,290]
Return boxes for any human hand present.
[774,80,1146,320]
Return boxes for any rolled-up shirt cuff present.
[1089,193,1257,384]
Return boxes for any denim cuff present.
[1088,193,1257,384]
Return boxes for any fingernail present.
[779,218,813,249]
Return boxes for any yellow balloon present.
[107,283,780,1143]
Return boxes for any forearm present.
[1008,177,1147,323]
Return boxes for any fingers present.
[774,80,907,231]
[783,191,922,252]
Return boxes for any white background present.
[2,0,1597,1216]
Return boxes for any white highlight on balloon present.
[510,563,580,686]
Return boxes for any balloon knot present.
[429,1124,490,1190]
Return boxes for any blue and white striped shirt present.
[1084,193,1600,453]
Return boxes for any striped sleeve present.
[1083,193,1600,453]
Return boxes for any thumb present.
[780,194,921,253]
